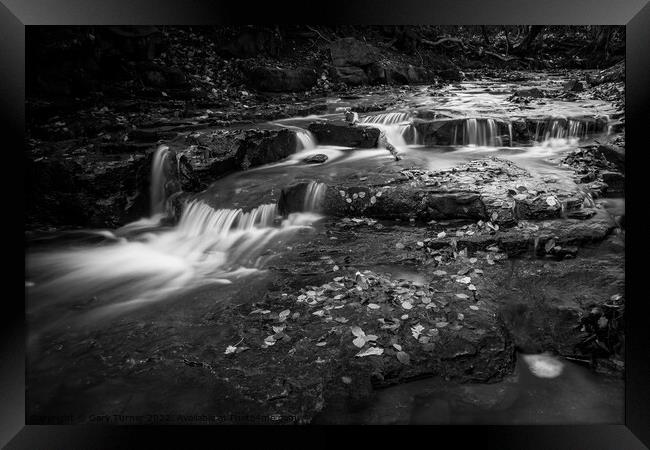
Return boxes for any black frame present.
[4,1,649,448]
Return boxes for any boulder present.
[245,66,317,92]
[180,128,297,181]
[595,144,625,172]
[601,171,624,193]
[303,154,329,164]
[308,121,380,148]
[329,37,380,67]
[335,66,368,86]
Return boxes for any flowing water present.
[25,73,624,423]
[314,353,623,425]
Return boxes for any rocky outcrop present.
[279,159,597,226]
[26,149,168,229]
[179,128,297,182]
[308,121,380,148]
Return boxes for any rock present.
[244,66,317,92]
[280,158,599,229]
[587,60,625,86]
[413,118,510,146]
[329,37,380,67]
[513,87,545,98]
[595,144,625,172]
[601,171,624,193]
[180,128,297,181]
[25,148,180,229]
[335,66,368,86]
[498,303,584,354]
[303,154,328,164]
[563,79,584,92]
[308,121,380,148]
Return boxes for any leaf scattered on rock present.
[396,351,411,365]
[355,347,384,357]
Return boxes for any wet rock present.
[280,158,595,226]
[595,144,625,172]
[601,171,624,194]
[329,37,380,67]
[365,62,430,85]
[335,66,369,86]
[303,154,329,164]
[512,87,545,98]
[244,66,318,92]
[26,149,171,229]
[180,128,296,181]
[498,303,584,354]
[203,269,514,422]
[413,118,511,146]
[308,121,380,148]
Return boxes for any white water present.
[303,181,327,213]
[521,353,565,378]
[362,112,410,154]
[295,129,317,151]
[460,118,503,146]
[150,145,170,215]
[27,199,322,322]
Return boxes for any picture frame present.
[3,0,648,448]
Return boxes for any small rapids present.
[295,129,317,151]
[26,199,323,327]
[454,118,503,146]
[150,145,170,215]
[362,112,410,154]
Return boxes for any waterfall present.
[533,117,607,144]
[462,118,503,146]
[303,181,327,212]
[295,129,317,151]
[27,199,318,321]
[361,112,410,154]
[150,145,170,215]
[400,124,421,145]
[362,112,411,125]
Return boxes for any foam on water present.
[521,353,565,378]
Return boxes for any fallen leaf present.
[355,347,384,357]
[352,336,366,348]
[393,343,403,351]
[456,293,470,299]
[350,326,365,338]
[396,351,411,364]
[411,324,425,339]
[367,303,381,310]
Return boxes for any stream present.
[25,73,624,424]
